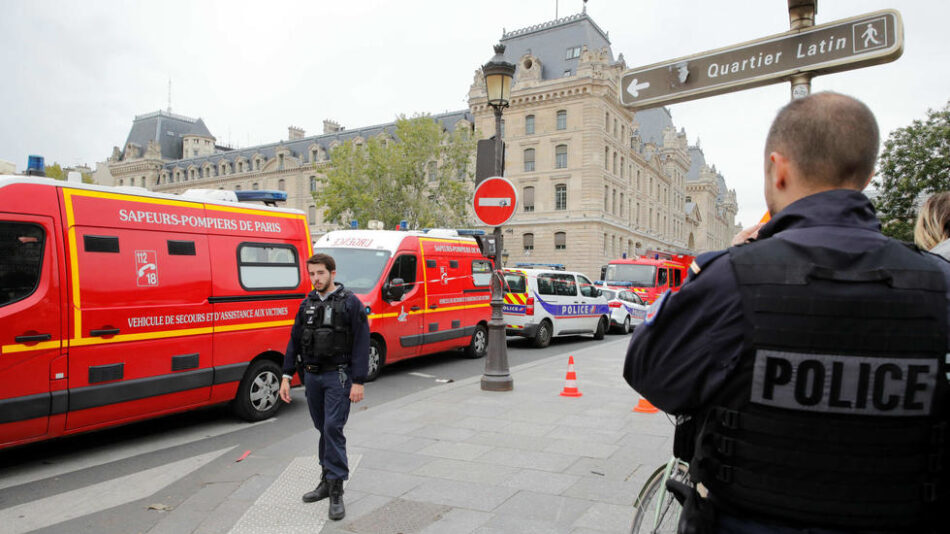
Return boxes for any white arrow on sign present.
[478,197,511,207]
[626,78,650,99]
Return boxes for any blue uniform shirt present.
[623,189,950,415]
[283,283,370,384]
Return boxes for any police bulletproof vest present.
[692,237,949,531]
[300,290,353,365]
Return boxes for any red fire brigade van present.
[598,253,694,304]
[0,177,311,449]
[313,229,492,381]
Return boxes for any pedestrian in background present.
[624,92,950,533]
[279,253,369,521]
[915,191,950,260]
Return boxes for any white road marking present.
[0,446,235,534]
[0,418,274,491]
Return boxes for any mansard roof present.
[500,11,614,80]
[162,110,473,172]
[686,145,729,201]
[122,110,214,161]
[634,107,674,148]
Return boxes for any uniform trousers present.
[303,368,352,480]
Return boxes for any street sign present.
[620,9,903,110]
[473,176,517,227]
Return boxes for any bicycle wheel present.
[630,461,690,534]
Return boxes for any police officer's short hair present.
[765,92,879,189]
[307,253,336,272]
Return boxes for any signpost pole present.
[788,0,817,99]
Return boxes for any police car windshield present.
[313,247,391,294]
[605,264,656,287]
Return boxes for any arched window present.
[523,186,535,212]
[556,110,567,130]
[309,176,317,192]
[523,233,534,251]
[604,146,609,170]
[555,184,567,210]
[554,232,566,250]
[523,148,535,172]
[278,179,285,191]
[555,145,567,169]
[525,115,535,135]
[308,205,317,223]
[252,182,259,190]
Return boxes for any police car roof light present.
[514,262,565,270]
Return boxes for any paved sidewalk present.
[227,336,675,534]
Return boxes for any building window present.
[278,178,285,191]
[613,189,617,215]
[523,148,535,172]
[525,115,535,135]
[613,153,618,174]
[604,233,608,255]
[604,185,609,211]
[523,186,535,212]
[252,182,259,190]
[555,144,567,169]
[620,193,625,216]
[309,176,317,192]
[555,231,566,250]
[118,179,124,186]
[523,233,534,251]
[556,110,567,130]
[310,149,317,162]
[565,46,581,59]
[278,154,284,170]
[235,185,242,191]
[308,205,317,223]
[604,146,609,170]
[605,111,610,130]
[563,69,571,77]
[555,184,567,210]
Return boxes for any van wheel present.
[233,359,282,422]
[366,338,385,382]
[593,317,607,340]
[465,324,488,359]
[532,320,552,348]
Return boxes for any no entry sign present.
[473,177,517,227]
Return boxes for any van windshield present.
[604,264,656,287]
[313,247,391,294]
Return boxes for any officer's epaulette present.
[688,250,728,279]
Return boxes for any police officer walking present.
[279,253,369,521]
[624,92,950,533]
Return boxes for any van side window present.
[388,255,417,293]
[0,222,45,307]
[577,274,596,297]
[238,243,300,290]
[673,269,682,287]
[504,272,526,293]
[657,268,668,287]
[553,274,577,296]
[472,260,492,287]
[537,274,556,296]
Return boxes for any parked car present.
[601,288,648,334]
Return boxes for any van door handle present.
[429,304,438,309]
[410,306,421,311]
[15,333,52,343]
[90,328,121,337]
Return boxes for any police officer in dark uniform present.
[624,92,950,533]
[279,252,369,521]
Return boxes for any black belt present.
[303,363,349,374]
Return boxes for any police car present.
[600,288,648,334]
[502,264,610,348]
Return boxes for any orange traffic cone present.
[559,356,583,397]
[633,397,658,413]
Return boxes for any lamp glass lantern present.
[482,44,516,109]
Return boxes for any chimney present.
[323,119,342,134]
[288,126,305,140]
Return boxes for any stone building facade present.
[101,10,738,279]
[468,12,738,277]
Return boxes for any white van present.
[502,265,610,348]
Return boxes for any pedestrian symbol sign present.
[854,17,888,53]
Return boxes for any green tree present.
[873,101,950,241]
[44,162,64,180]
[316,114,476,230]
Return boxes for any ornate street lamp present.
[481,43,516,392]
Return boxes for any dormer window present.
[565,46,581,60]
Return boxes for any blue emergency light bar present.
[26,155,45,177]
[514,262,565,270]
[420,228,486,235]
[234,190,287,206]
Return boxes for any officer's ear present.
[768,151,792,192]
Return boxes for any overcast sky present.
[1,0,947,226]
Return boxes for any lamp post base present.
[481,374,513,391]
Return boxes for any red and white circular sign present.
[473,177,517,227]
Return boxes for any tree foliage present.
[872,101,950,240]
[316,114,476,230]
[43,162,94,183]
